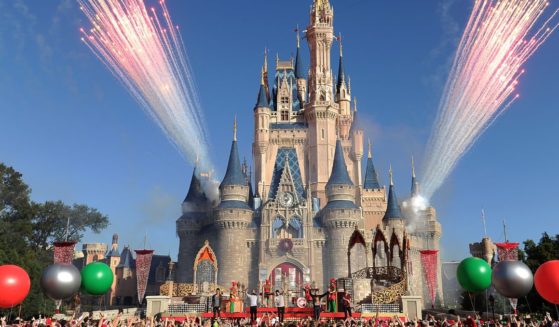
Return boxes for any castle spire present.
[363,140,380,190]
[220,121,245,188]
[336,34,346,94]
[294,26,305,79]
[383,165,403,221]
[411,156,420,197]
[255,69,269,109]
[326,140,354,187]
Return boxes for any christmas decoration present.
[420,249,439,308]
[135,249,154,303]
[278,238,293,253]
[495,242,519,262]
[53,241,77,264]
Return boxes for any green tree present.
[518,233,559,314]
[0,163,109,318]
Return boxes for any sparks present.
[78,0,211,172]
[421,0,558,199]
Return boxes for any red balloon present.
[0,265,31,308]
[534,260,559,304]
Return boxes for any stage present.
[162,307,406,321]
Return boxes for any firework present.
[79,0,211,171]
[421,0,558,199]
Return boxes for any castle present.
[175,0,443,306]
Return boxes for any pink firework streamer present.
[78,0,211,170]
[420,250,439,308]
[422,0,558,198]
[135,249,154,303]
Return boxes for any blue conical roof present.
[336,55,345,94]
[117,246,135,268]
[383,182,403,221]
[220,141,246,187]
[364,157,381,189]
[255,83,268,109]
[326,140,353,187]
[184,167,208,204]
[295,46,304,79]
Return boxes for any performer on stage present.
[327,278,337,313]
[342,292,352,319]
[211,288,222,319]
[229,281,238,313]
[309,289,328,321]
[246,289,259,324]
[303,284,313,308]
[262,279,272,308]
[274,290,285,323]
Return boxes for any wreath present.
[278,238,293,253]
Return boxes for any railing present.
[168,303,207,314]
[160,283,227,297]
[269,238,306,248]
[360,303,401,313]
[351,266,403,282]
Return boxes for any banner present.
[135,249,154,304]
[53,241,77,264]
[495,242,519,262]
[420,249,439,308]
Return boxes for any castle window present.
[281,96,289,104]
[321,129,325,139]
[155,265,166,283]
[281,110,289,121]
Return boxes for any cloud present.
[140,186,181,225]
[421,0,461,91]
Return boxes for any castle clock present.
[279,192,294,208]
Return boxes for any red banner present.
[135,249,154,303]
[53,241,77,264]
[495,242,519,262]
[420,249,439,308]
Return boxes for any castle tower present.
[82,243,107,265]
[322,140,360,280]
[107,234,121,305]
[361,140,387,230]
[214,120,254,286]
[253,67,272,198]
[349,102,364,196]
[305,0,338,204]
[176,167,208,282]
[295,30,307,105]
[336,36,352,140]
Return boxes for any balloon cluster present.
[457,257,559,304]
[0,261,114,308]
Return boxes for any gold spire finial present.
[368,138,372,159]
[263,47,268,74]
[389,164,393,186]
[260,66,265,85]
[411,156,416,178]
[338,33,343,57]
[233,115,237,141]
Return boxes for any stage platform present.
[163,307,406,321]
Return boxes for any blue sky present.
[1,0,558,261]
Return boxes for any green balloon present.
[80,262,114,295]
[457,257,492,292]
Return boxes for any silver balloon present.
[492,261,533,298]
[40,263,81,300]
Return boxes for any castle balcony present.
[268,238,306,248]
